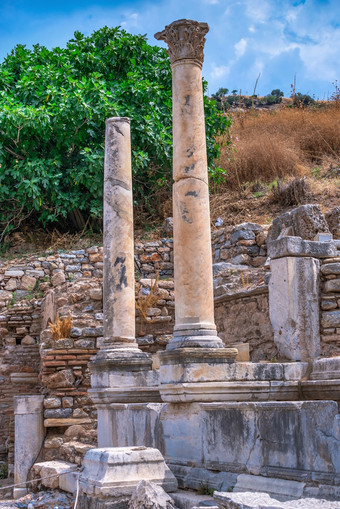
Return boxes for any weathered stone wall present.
[320,256,340,356]
[212,223,268,267]
[214,286,276,361]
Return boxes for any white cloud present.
[234,38,247,58]
[211,64,231,79]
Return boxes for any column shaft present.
[103,117,136,346]
[155,19,223,349]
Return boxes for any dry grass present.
[218,104,340,190]
[49,315,72,340]
[135,272,160,335]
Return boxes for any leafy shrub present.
[0,27,230,235]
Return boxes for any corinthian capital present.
[155,19,209,68]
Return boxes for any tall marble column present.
[89,118,159,446]
[155,19,224,349]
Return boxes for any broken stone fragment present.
[129,480,177,509]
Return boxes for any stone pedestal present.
[78,447,177,508]
[13,395,44,499]
[89,118,159,448]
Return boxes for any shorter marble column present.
[13,395,44,499]
[89,118,159,447]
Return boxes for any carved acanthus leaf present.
[155,19,209,67]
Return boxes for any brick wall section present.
[320,256,340,356]
[0,344,41,470]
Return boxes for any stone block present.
[269,257,320,360]
[79,447,177,506]
[21,334,35,345]
[89,288,103,301]
[325,206,340,239]
[52,271,66,286]
[321,262,340,274]
[129,480,176,509]
[42,369,75,389]
[31,460,76,489]
[214,491,340,508]
[44,397,62,409]
[5,278,17,291]
[230,230,255,243]
[44,408,73,419]
[20,275,37,290]
[290,204,330,240]
[234,473,305,498]
[234,222,262,232]
[321,310,340,328]
[268,236,336,259]
[324,279,340,292]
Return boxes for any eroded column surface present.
[89,119,158,430]
[103,117,136,348]
[155,19,223,349]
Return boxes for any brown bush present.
[217,105,340,190]
[270,177,311,206]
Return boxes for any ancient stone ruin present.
[1,18,340,509]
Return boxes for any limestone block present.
[321,262,340,274]
[129,480,177,509]
[5,278,17,291]
[321,310,340,327]
[214,491,340,508]
[51,271,66,287]
[325,206,340,239]
[79,447,177,502]
[44,397,62,408]
[234,474,305,498]
[161,400,340,488]
[20,275,37,290]
[324,278,340,292]
[89,288,103,301]
[234,222,262,232]
[269,257,320,360]
[31,460,76,489]
[230,230,255,243]
[268,236,336,259]
[21,334,35,345]
[0,290,13,301]
[290,204,330,240]
[4,270,24,277]
[42,369,75,389]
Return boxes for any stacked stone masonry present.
[320,256,340,356]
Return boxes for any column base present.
[167,328,225,350]
[159,347,238,402]
[89,346,160,404]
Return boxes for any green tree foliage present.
[293,92,315,107]
[211,87,229,111]
[0,27,230,234]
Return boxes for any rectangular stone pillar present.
[13,395,44,499]
[268,236,336,361]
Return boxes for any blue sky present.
[0,0,339,99]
